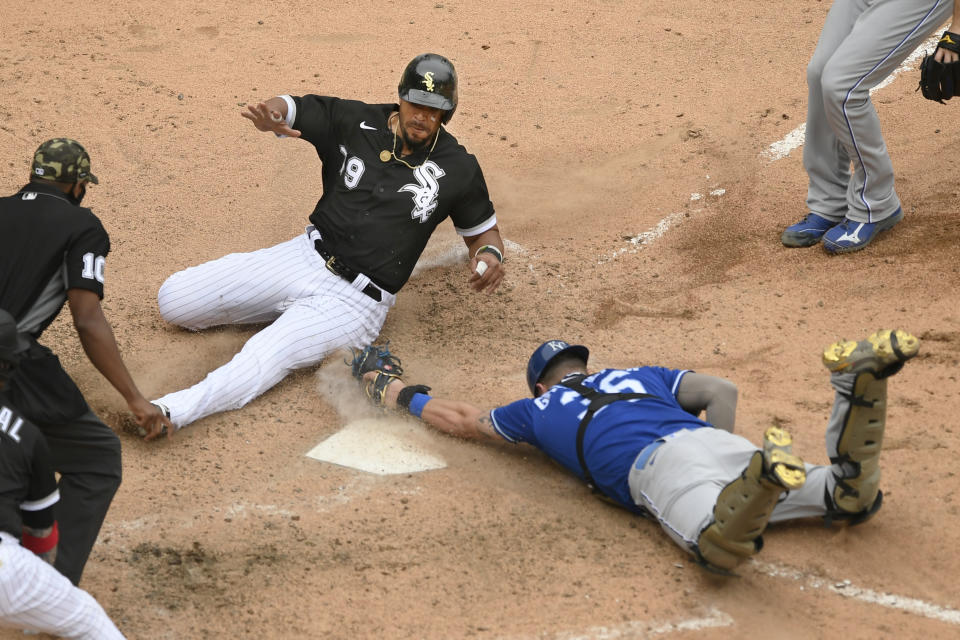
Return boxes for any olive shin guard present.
[697,452,790,572]
[831,372,887,514]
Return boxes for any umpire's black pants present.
[37,410,122,586]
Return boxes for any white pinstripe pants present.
[0,533,124,638]
[155,229,394,428]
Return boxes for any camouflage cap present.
[31,138,99,184]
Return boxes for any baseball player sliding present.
[0,310,125,638]
[151,53,505,430]
[353,329,919,573]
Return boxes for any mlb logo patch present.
[34,167,44,175]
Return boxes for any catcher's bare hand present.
[241,101,301,138]
[468,254,504,293]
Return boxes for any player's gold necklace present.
[379,113,439,169]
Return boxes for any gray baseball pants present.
[804,0,953,223]
[628,371,872,557]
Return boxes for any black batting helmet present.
[398,53,458,124]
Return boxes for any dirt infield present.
[3,1,960,638]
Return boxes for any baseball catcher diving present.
[151,53,505,430]
[352,330,919,574]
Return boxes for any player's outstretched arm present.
[241,97,301,137]
[375,375,498,441]
[675,372,738,432]
[67,289,174,440]
[463,226,505,293]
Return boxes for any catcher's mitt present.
[347,343,404,407]
[918,54,959,102]
[919,33,960,103]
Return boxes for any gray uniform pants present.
[628,372,869,557]
[804,0,953,223]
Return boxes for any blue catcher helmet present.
[526,340,589,396]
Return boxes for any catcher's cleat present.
[822,329,919,377]
[762,426,806,491]
[697,433,806,574]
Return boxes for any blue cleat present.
[780,213,838,247]
[822,208,903,254]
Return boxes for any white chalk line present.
[608,35,940,260]
[754,561,960,626]
[497,561,957,640]
[497,608,734,640]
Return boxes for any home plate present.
[305,417,447,475]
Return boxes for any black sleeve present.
[63,214,110,299]
[20,430,58,530]
[449,158,496,235]
[292,95,340,150]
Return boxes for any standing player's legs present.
[37,411,122,586]
[0,533,125,639]
[803,0,863,222]
[813,0,952,225]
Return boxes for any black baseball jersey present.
[0,391,59,536]
[293,96,496,294]
[0,181,110,339]
[0,181,109,422]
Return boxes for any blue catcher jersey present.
[490,367,711,511]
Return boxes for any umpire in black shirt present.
[0,138,172,585]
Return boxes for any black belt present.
[314,240,382,302]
